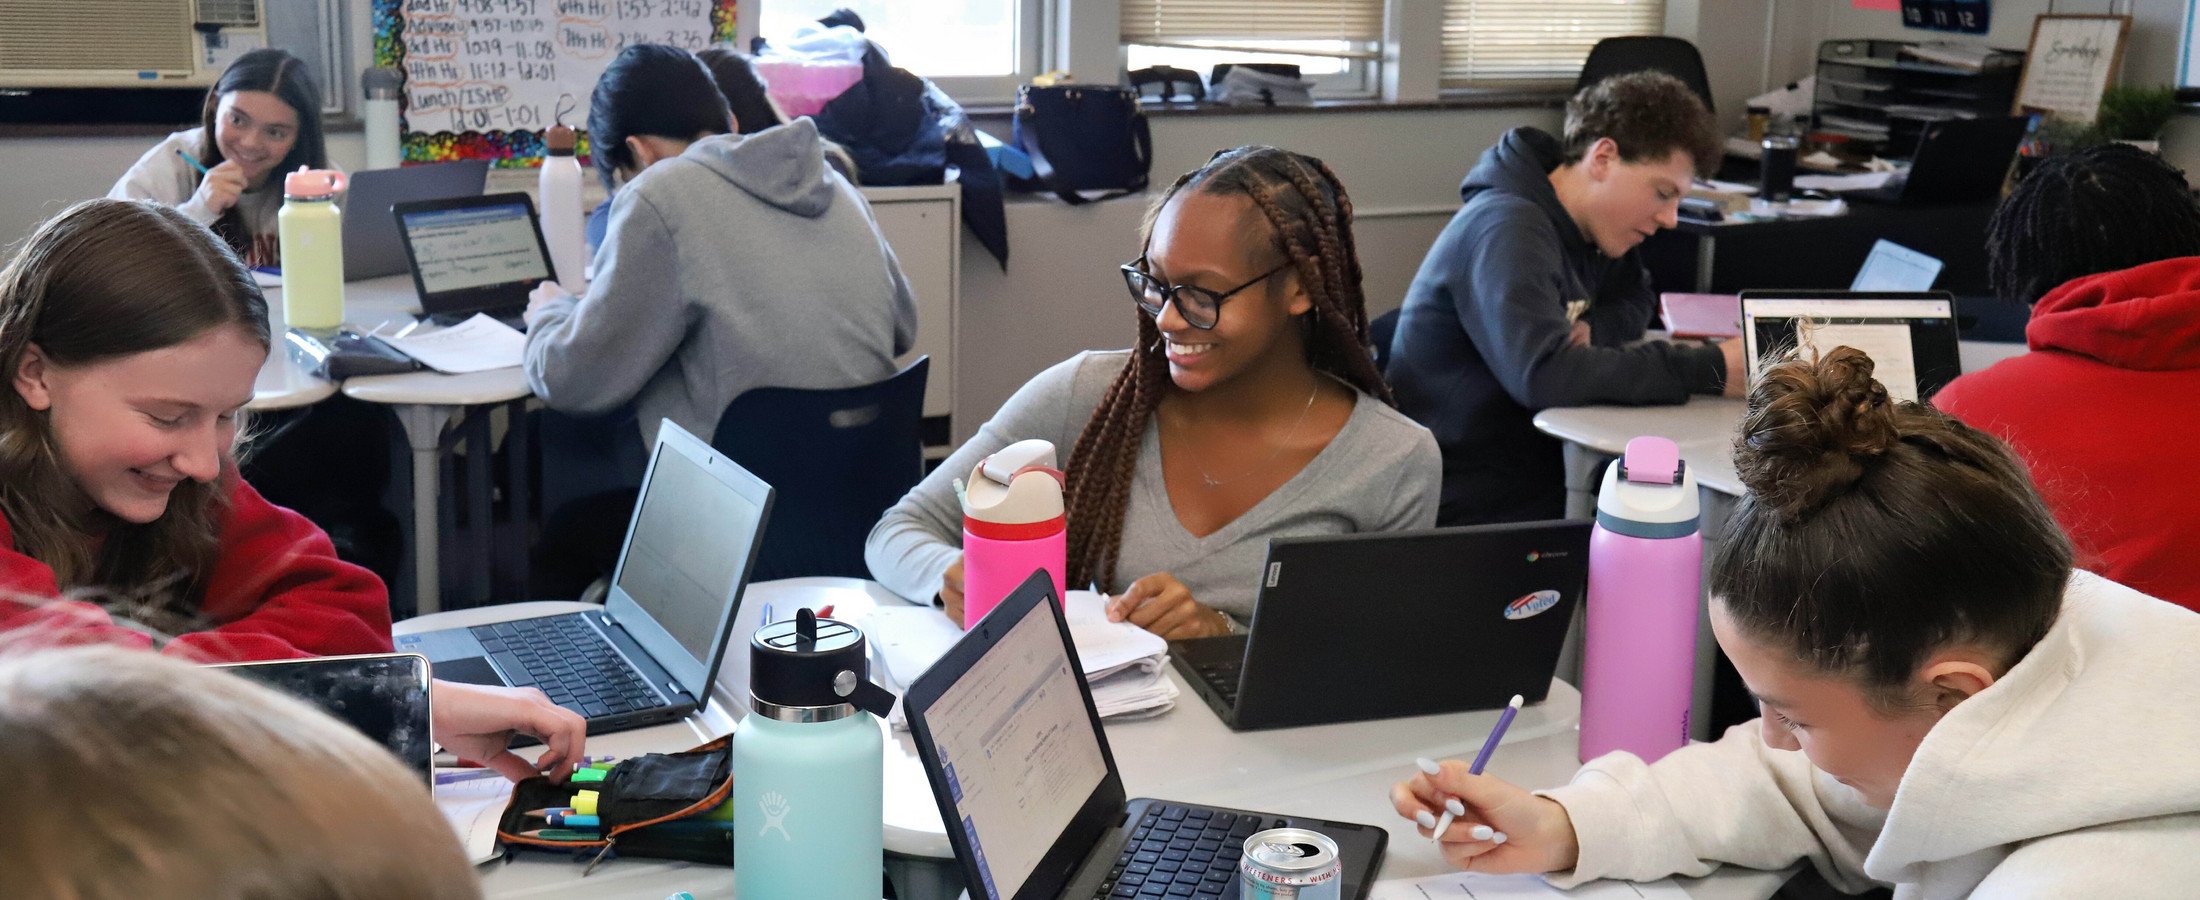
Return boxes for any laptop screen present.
[1741,295,1962,403]
[920,596,1109,900]
[396,198,550,295]
[1850,239,1943,292]
[605,421,773,704]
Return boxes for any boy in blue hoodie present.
[1388,72,1742,525]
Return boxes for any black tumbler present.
[1760,135,1798,203]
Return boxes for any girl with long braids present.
[866,147,1439,639]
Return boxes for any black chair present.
[1575,36,1715,113]
[711,357,929,582]
[1369,307,1403,375]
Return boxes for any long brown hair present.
[198,48,327,260]
[0,644,479,899]
[1063,146,1389,591]
[0,199,271,629]
[1712,347,2071,707]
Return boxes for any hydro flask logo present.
[1503,590,1562,620]
[758,791,792,840]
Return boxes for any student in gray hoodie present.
[523,44,916,448]
[1387,73,1742,525]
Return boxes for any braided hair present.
[1987,143,2200,306]
[1062,146,1390,591]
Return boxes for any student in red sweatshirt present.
[1935,144,2200,613]
[0,198,393,660]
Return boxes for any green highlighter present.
[571,767,608,783]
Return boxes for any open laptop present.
[396,420,773,734]
[1660,240,1945,339]
[392,192,557,326]
[1849,239,1942,292]
[1739,291,1963,403]
[342,159,490,281]
[1170,520,1590,732]
[1844,116,2028,205]
[907,571,1389,900]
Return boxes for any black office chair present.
[711,357,930,582]
[1576,36,1715,113]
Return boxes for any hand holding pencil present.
[1388,695,1583,875]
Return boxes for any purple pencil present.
[1468,694,1525,775]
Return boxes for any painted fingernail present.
[1415,757,1441,775]
[1445,798,1465,816]
[1492,831,1509,845]
[1415,810,1435,828]
[1470,825,1493,841]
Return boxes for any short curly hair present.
[1563,71,1721,177]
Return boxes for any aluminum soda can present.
[1239,827,1341,900]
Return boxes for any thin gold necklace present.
[1179,384,1321,490]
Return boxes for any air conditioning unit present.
[0,0,267,88]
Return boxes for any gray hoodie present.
[524,118,916,445]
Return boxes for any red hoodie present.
[0,476,395,661]
[1935,256,2200,613]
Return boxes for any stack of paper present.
[380,313,526,374]
[1368,872,1690,899]
[863,590,1178,726]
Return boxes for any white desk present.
[405,579,1788,900]
[264,276,533,615]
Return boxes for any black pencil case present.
[495,735,734,870]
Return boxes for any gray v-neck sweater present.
[863,350,1441,622]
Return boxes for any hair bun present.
[1734,346,1900,521]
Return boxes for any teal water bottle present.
[733,608,897,899]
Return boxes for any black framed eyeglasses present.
[1119,257,1291,330]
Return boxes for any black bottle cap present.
[748,608,895,716]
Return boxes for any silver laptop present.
[1739,291,1963,403]
[342,160,490,281]
[396,420,773,735]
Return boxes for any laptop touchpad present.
[435,656,505,687]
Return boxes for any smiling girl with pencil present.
[107,49,328,268]
[1393,347,2200,898]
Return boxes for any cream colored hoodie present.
[1541,570,2200,899]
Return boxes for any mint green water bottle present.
[733,608,896,899]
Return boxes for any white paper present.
[434,769,513,866]
[1368,872,1693,900]
[1800,320,1921,403]
[864,590,1178,725]
[1062,590,1170,678]
[1795,172,1893,192]
[381,313,525,374]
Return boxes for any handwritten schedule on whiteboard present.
[373,0,736,165]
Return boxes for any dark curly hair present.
[1563,71,1722,178]
[1711,346,2071,707]
[1986,142,2200,306]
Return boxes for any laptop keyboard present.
[1191,656,1244,705]
[1095,805,1280,899]
[470,615,661,719]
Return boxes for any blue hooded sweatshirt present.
[1387,127,1726,524]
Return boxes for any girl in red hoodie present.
[0,198,393,660]
[1936,143,2200,613]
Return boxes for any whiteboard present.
[379,0,735,164]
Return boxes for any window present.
[1441,0,1665,89]
[1121,0,1384,98]
[759,0,1043,102]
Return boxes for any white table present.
[260,276,532,615]
[405,579,1789,900]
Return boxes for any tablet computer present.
[212,653,434,784]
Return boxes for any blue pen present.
[549,813,600,828]
[761,603,774,625]
[1419,693,1524,845]
[175,148,211,175]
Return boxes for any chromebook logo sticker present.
[1504,590,1562,620]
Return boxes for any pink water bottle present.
[1580,435,1701,764]
[960,439,1067,628]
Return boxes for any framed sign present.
[2013,14,2130,124]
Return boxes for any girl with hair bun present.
[866,147,1439,638]
[1392,346,2200,898]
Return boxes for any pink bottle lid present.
[1619,436,1682,485]
[283,167,346,199]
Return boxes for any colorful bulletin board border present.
[371,0,736,167]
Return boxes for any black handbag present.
[1009,84,1153,204]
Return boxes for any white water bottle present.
[537,124,587,293]
[362,67,403,171]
